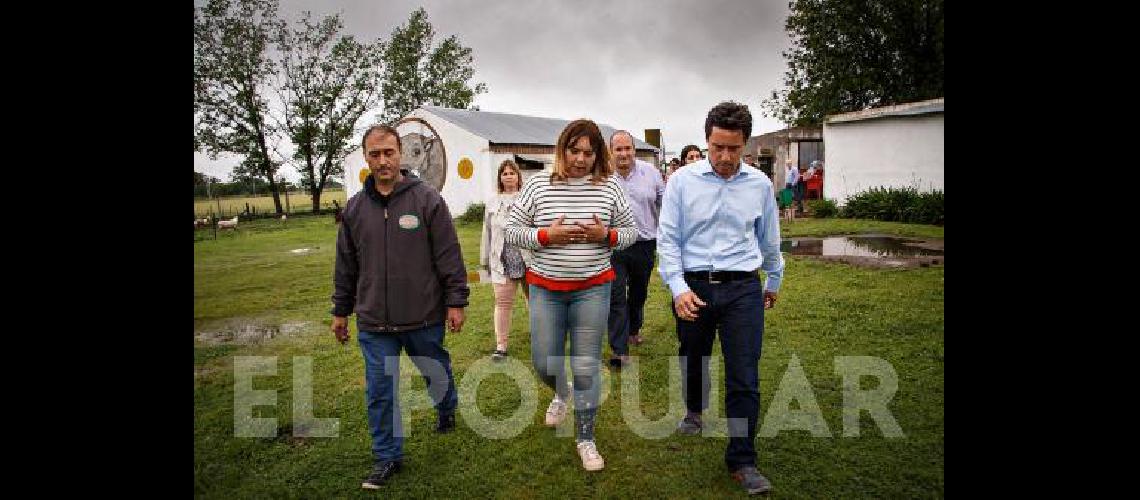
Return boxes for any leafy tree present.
[275,12,384,212]
[194,0,288,213]
[763,0,944,126]
[377,7,487,123]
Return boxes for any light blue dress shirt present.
[612,159,665,241]
[657,159,785,298]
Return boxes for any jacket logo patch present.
[398,214,420,230]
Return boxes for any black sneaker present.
[361,460,401,489]
[730,466,772,495]
[676,413,703,435]
[435,412,456,433]
[492,349,508,362]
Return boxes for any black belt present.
[683,270,757,284]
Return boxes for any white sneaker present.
[544,397,568,427]
[576,440,605,471]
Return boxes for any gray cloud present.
[196,0,792,178]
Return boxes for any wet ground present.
[781,234,943,268]
[195,319,315,346]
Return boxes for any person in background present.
[606,130,665,367]
[480,159,530,361]
[681,144,704,165]
[664,157,683,183]
[784,158,801,213]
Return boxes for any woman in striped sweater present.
[505,119,637,471]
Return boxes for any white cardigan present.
[479,193,527,284]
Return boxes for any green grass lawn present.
[194,216,943,498]
[781,217,944,239]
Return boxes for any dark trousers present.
[794,179,806,211]
[674,274,766,471]
[607,239,656,356]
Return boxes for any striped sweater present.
[505,173,637,289]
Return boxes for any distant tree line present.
[194,170,341,198]
[195,0,485,212]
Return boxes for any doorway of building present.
[757,156,774,179]
[797,140,824,200]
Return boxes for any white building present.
[344,105,659,215]
[822,98,944,205]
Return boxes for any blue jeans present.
[608,240,656,356]
[674,275,766,471]
[529,282,611,415]
[358,324,458,462]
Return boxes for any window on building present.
[797,140,824,170]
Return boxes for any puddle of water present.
[195,320,314,345]
[781,235,944,258]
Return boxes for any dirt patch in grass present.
[195,319,315,345]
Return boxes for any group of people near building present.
[782,159,824,215]
[331,101,784,495]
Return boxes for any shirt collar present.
[696,159,750,180]
[694,159,714,175]
[616,163,636,180]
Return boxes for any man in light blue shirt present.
[606,130,665,367]
[785,158,799,189]
[657,101,783,495]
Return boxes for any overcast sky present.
[194,0,793,180]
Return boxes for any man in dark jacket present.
[331,124,470,490]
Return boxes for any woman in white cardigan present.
[479,159,530,361]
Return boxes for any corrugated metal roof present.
[422,105,659,152]
[825,98,944,124]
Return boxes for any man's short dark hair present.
[704,101,752,141]
[361,124,402,152]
